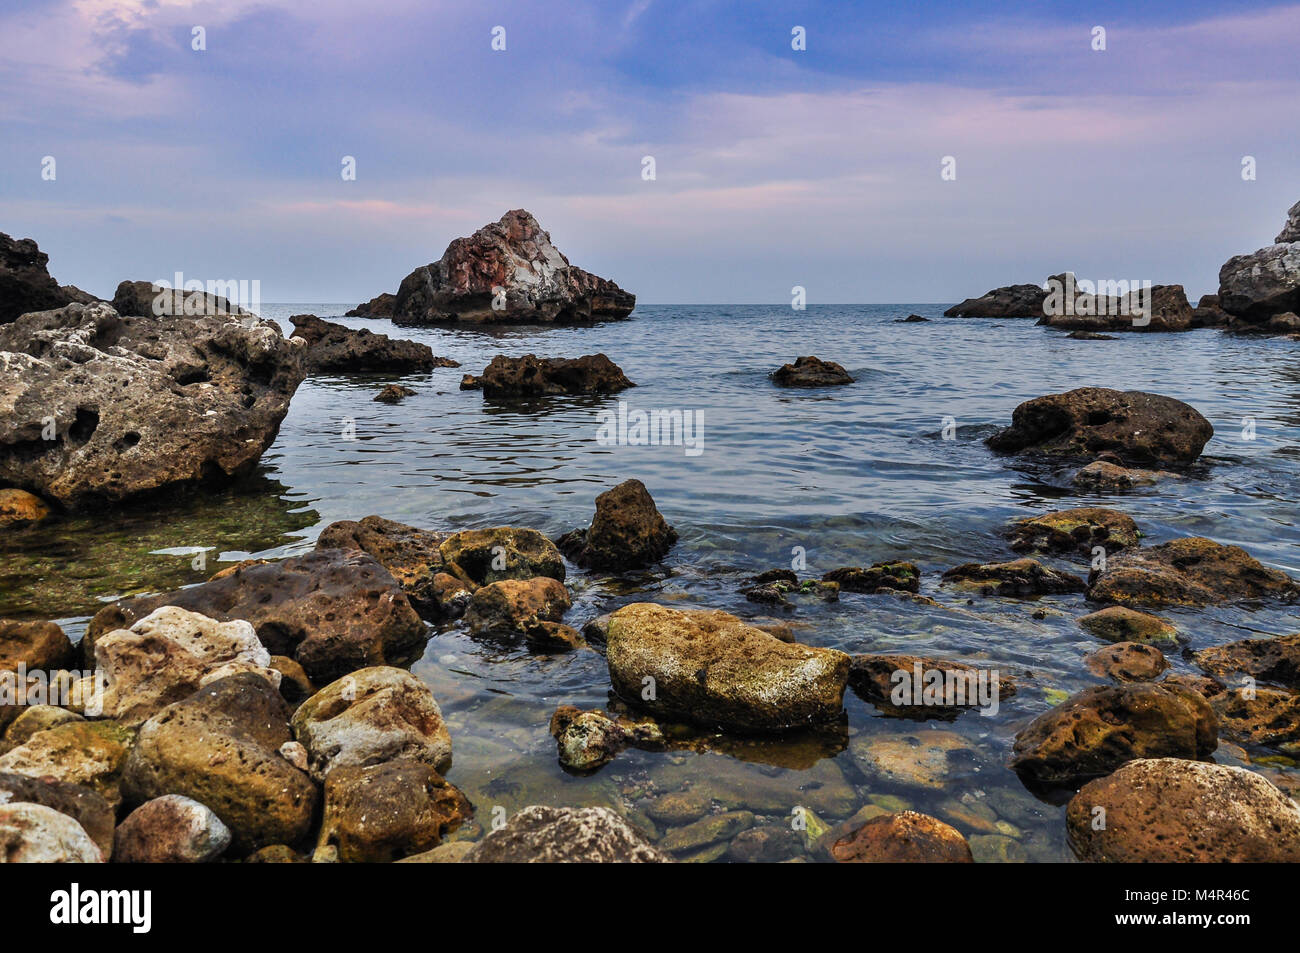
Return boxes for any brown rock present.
[0,771,115,860]
[944,283,1048,318]
[0,618,74,673]
[345,292,396,318]
[315,515,452,620]
[831,811,973,863]
[374,384,416,403]
[0,489,50,529]
[288,313,456,374]
[823,562,920,593]
[1087,538,1298,608]
[113,794,232,863]
[1078,605,1180,645]
[848,654,1015,716]
[464,577,571,637]
[940,558,1086,597]
[772,355,854,387]
[1071,459,1166,491]
[460,352,633,398]
[1008,507,1140,557]
[1210,687,1300,754]
[465,805,668,863]
[0,720,134,811]
[549,705,666,771]
[438,526,565,586]
[0,233,74,324]
[1084,641,1168,682]
[556,479,677,572]
[1194,632,1300,690]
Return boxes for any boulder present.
[110,280,251,318]
[290,666,452,781]
[1037,281,1194,332]
[605,603,849,732]
[771,356,854,387]
[1087,537,1298,607]
[986,388,1213,467]
[122,673,317,853]
[1007,507,1140,557]
[1,706,84,752]
[464,577,571,638]
[940,558,1086,597]
[459,353,633,397]
[1078,606,1179,645]
[113,794,232,863]
[315,516,452,620]
[388,210,634,324]
[0,802,102,862]
[85,606,279,727]
[556,479,677,572]
[1010,683,1216,786]
[1210,687,1300,753]
[830,811,973,863]
[0,618,74,673]
[549,705,666,771]
[0,489,50,529]
[1189,293,1231,328]
[0,720,134,810]
[1066,758,1300,862]
[848,654,1015,717]
[1218,242,1300,323]
[345,292,396,318]
[944,283,1048,318]
[86,549,426,684]
[287,313,457,373]
[438,526,565,585]
[1194,632,1300,690]
[822,562,920,593]
[1084,641,1168,682]
[317,758,471,863]
[0,772,114,859]
[0,301,304,506]
[465,805,669,863]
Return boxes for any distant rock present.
[944,282,1047,318]
[986,387,1213,467]
[0,233,74,324]
[1087,537,1298,607]
[345,292,396,318]
[460,353,633,397]
[896,314,929,323]
[1066,330,1113,340]
[378,210,634,324]
[556,479,677,572]
[111,280,251,318]
[288,314,457,373]
[1037,281,1194,332]
[771,355,854,387]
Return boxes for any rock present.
[290,666,452,781]
[1009,683,1216,786]
[1037,282,1194,332]
[823,562,919,593]
[1194,633,1300,690]
[897,314,929,323]
[944,283,1048,318]
[464,577,570,638]
[1086,537,1298,607]
[1071,459,1166,490]
[1160,672,1226,700]
[315,516,453,620]
[556,479,677,572]
[0,772,114,859]
[2,706,83,752]
[110,280,251,318]
[438,527,565,586]
[987,388,1213,467]
[549,705,665,771]
[851,729,975,789]
[113,794,232,863]
[848,654,1015,716]
[1084,642,1168,682]
[85,606,279,727]
[581,613,612,645]
[0,720,134,810]
[1007,507,1140,557]
[0,489,50,529]
[244,844,306,863]
[269,656,315,704]
[660,810,754,853]
[771,355,854,387]
[388,210,634,324]
[969,834,1027,863]
[59,285,101,305]
[122,673,318,853]
[1277,199,1300,244]
[345,292,396,318]
[1078,606,1179,645]
[1218,242,1300,323]
[940,558,1086,597]
[0,233,74,324]
[1210,687,1300,753]
[374,384,416,403]
[0,802,102,862]
[288,314,456,374]
[0,618,74,672]
[1066,331,1113,340]
[460,353,633,398]
[726,825,804,862]
[0,301,304,506]
[831,811,973,862]
[465,805,668,863]
[87,549,426,684]
[1190,293,1231,328]
[1067,758,1300,862]
[605,603,849,732]
[317,758,471,863]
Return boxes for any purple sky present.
[1,0,1297,304]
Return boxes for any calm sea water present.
[5,304,1299,861]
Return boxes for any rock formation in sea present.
[1217,198,1300,331]
[460,353,633,397]
[944,282,1049,318]
[288,314,458,373]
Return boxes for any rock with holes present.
[0,301,304,506]
[1194,632,1300,690]
[315,516,453,620]
[466,805,669,863]
[0,489,50,529]
[557,479,677,572]
[464,577,571,638]
[940,558,1086,597]
[1087,538,1298,607]
[1210,687,1300,754]
[0,720,134,811]
[1008,507,1140,557]
[438,527,565,586]
[1084,642,1168,682]
[847,654,1016,717]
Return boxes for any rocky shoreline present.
[2,202,1299,863]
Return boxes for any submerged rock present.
[289,313,456,373]
[1084,641,1168,682]
[987,387,1213,467]
[830,811,973,863]
[605,603,849,732]
[1086,537,1298,607]
[460,352,633,397]
[1078,605,1179,645]
[557,479,677,572]
[388,210,634,324]
[1066,330,1114,340]
[1067,758,1300,862]
[113,794,232,863]
[940,558,1086,597]
[1194,632,1300,690]
[0,772,114,860]
[465,805,668,863]
[0,801,102,862]
[1007,507,1140,557]
[0,489,50,529]
[848,654,1015,717]
[944,283,1048,318]
[0,301,304,506]
[823,562,920,593]
[1070,459,1168,491]
[549,705,666,771]
[1010,683,1215,786]
[771,355,854,387]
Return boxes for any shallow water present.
[5,304,1299,861]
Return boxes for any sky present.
[1,0,1297,304]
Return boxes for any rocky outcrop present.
[986,388,1213,467]
[345,293,396,318]
[459,353,633,397]
[605,603,849,732]
[1086,537,1298,607]
[1067,759,1300,862]
[0,233,74,324]
[940,558,1086,597]
[944,283,1048,318]
[1010,683,1216,786]
[1218,243,1300,325]
[113,795,232,863]
[0,301,304,506]
[830,811,973,863]
[111,280,251,318]
[1278,200,1300,244]
[288,314,457,374]
[87,550,426,684]
[1007,507,1140,557]
[383,210,634,324]
[771,356,854,387]
[1190,293,1231,328]
[556,479,677,572]
[1194,632,1300,690]
[465,805,668,863]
